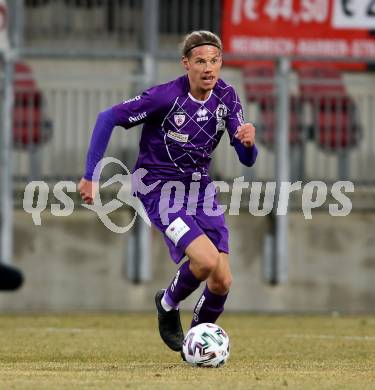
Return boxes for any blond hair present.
[180,30,223,58]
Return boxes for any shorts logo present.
[167,130,189,143]
[165,217,190,245]
[174,112,186,127]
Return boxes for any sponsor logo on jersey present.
[122,95,141,104]
[173,111,186,127]
[167,130,189,143]
[196,108,209,122]
[129,111,147,123]
[165,217,190,245]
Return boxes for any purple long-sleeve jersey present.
[84,74,257,183]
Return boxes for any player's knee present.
[210,275,232,295]
[221,275,232,292]
[192,250,220,280]
[201,258,219,277]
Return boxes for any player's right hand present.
[78,178,98,205]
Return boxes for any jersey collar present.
[188,89,213,104]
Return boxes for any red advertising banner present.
[222,0,375,59]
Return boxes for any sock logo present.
[171,269,180,292]
[193,295,206,322]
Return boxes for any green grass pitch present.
[0,313,374,389]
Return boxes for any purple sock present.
[164,261,201,309]
[191,284,228,328]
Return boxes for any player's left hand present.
[235,123,256,148]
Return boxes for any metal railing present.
[21,0,221,56]
[8,65,375,186]
[244,69,375,184]
[11,65,142,183]
[23,0,143,52]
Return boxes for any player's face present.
[183,45,222,99]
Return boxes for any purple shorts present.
[138,180,229,264]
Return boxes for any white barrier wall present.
[1,208,374,312]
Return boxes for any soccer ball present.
[182,323,230,368]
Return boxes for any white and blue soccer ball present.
[182,323,230,368]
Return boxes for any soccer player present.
[79,31,257,353]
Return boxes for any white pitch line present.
[45,327,83,333]
[287,334,375,341]
[16,327,84,333]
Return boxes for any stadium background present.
[0,0,375,313]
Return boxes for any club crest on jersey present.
[216,104,227,133]
[174,111,186,127]
[196,108,208,122]
[216,104,228,119]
